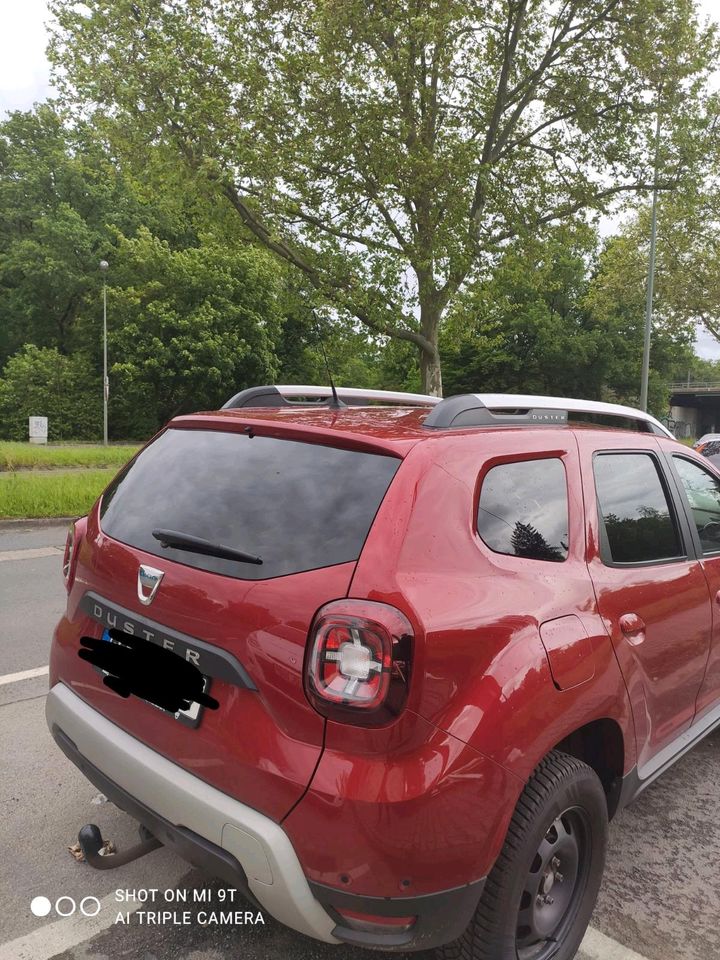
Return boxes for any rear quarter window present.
[477,458,569,562]
[100,428,400,580]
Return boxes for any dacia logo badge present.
[137,564,165,606]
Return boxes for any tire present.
[438,750,608,960]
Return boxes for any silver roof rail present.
[423,393,674,438]
[223,384,440,410]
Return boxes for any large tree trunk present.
[420,344,442,397]
[419,299,443,397]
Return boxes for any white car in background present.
[694,433,720,452]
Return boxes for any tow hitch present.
[78,822,162,869]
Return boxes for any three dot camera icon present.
[31,895,101,918]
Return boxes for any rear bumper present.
[46,683,484,950]
[46,682,338,943]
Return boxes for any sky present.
[2,1,720,359]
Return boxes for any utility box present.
[28,416,48,445]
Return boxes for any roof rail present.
[423,393,674,438]
[222,384,440,410]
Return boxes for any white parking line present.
[0,546,63,563]
[0,890,143,960]
[581,925,653,960]
[0,666,49,686]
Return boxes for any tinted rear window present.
[100,428,399,580]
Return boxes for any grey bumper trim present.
[46,683,338,943]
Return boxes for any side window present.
[477,458,568,562]
[593,453,682,564]
[673,457,720,554]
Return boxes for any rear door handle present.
[619,613,646,644]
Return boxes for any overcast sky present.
[2,1,719,360]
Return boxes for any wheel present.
[438,750,608,960]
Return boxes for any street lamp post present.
[100,260,109,446]
[640,110,662,413]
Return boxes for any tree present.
[0,344,101,441]
[0,105,148,365]
[583,228,696,413]
[440,222,695,412]
[442,223,603,396]
[603,189,720,351]
[103,230,283,437]
[49,0,719,394]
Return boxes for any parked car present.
[693,432,720,452]
[701,439,720,467]
[47,386,720,960]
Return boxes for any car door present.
[576,432,712,776]
[664,449,720,718]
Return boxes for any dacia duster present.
[46,387,720,960]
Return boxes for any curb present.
[0,517,75,530]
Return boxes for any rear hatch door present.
[59,423,400,820]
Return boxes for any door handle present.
[619,613,646,644]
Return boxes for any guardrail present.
[668,381,720,391]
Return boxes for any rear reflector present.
[336,907,416,933]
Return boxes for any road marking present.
[580,925,653,960]
[0,666,49,686]
[0,889,143,960]
[0,546,63,563]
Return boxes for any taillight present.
[305,600,413,726]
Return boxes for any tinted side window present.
[477,458,568,562]
[673,457,720,554]
[593,453,682,564]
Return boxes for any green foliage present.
[442,225,600,395]
[49,0,720,392]
[585,228,696,413]
[606,190,720,354]
[0,344,102,441]
[103,230,283,437]
[0,105,156,366]
[440,223,695,415]
[682,356,720,383]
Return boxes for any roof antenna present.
[313,311,346,409]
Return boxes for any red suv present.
[47,387,720,960]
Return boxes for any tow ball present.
[78,822,162,870]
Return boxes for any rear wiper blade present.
[152,529,263,565]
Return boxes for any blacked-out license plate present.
[100,629,211,729]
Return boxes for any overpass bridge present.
[668,382,720,438]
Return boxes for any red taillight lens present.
[305,600,413,726]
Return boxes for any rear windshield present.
[100,428,400,580]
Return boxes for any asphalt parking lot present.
[1,522,719,960]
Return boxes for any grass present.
[0,441,140,471]
[0,469,117,519]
